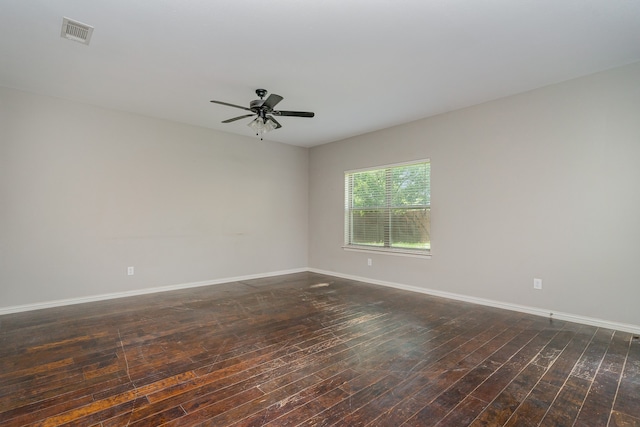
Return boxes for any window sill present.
[342,245,431,259]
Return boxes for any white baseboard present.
[0,268,307,316]
[308,268,640,335]
[3,267,639,336]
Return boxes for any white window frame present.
[343,159,431,258]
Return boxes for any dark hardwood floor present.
[1,272,639,426]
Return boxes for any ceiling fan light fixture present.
[263,118,278,132]
[247,117,277,139]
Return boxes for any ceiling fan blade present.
[263,94,283,110]
[222,114,255,123]
[272,110,315,118]
[210,100,251,111]
[267,116,282,129]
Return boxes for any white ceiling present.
[1,1,640,147]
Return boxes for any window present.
[344,160,431,256]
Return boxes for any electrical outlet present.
[127,266,134,276]
[367,258,372,266]
[533,278,542,290]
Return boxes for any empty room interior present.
[1,1,640,426]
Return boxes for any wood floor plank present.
[574,330,632,427]
[227,368,361,427]
[538,325,596,389]
[343,322,516,426]
[538,375,591,427]
[609,411,640,427]
[613,336,640,421]
[298,372,404,427]
[502,381,558,427]
[367,322,542,426]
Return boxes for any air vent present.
[61,17,94,45]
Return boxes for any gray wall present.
[309,62,640,327]
[0,86,309,307]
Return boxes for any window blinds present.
[345,160,430,254]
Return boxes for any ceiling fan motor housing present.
[250,99,265,111]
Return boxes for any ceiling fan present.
[210,89,315,140]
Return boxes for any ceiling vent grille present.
[61,17,94,45]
